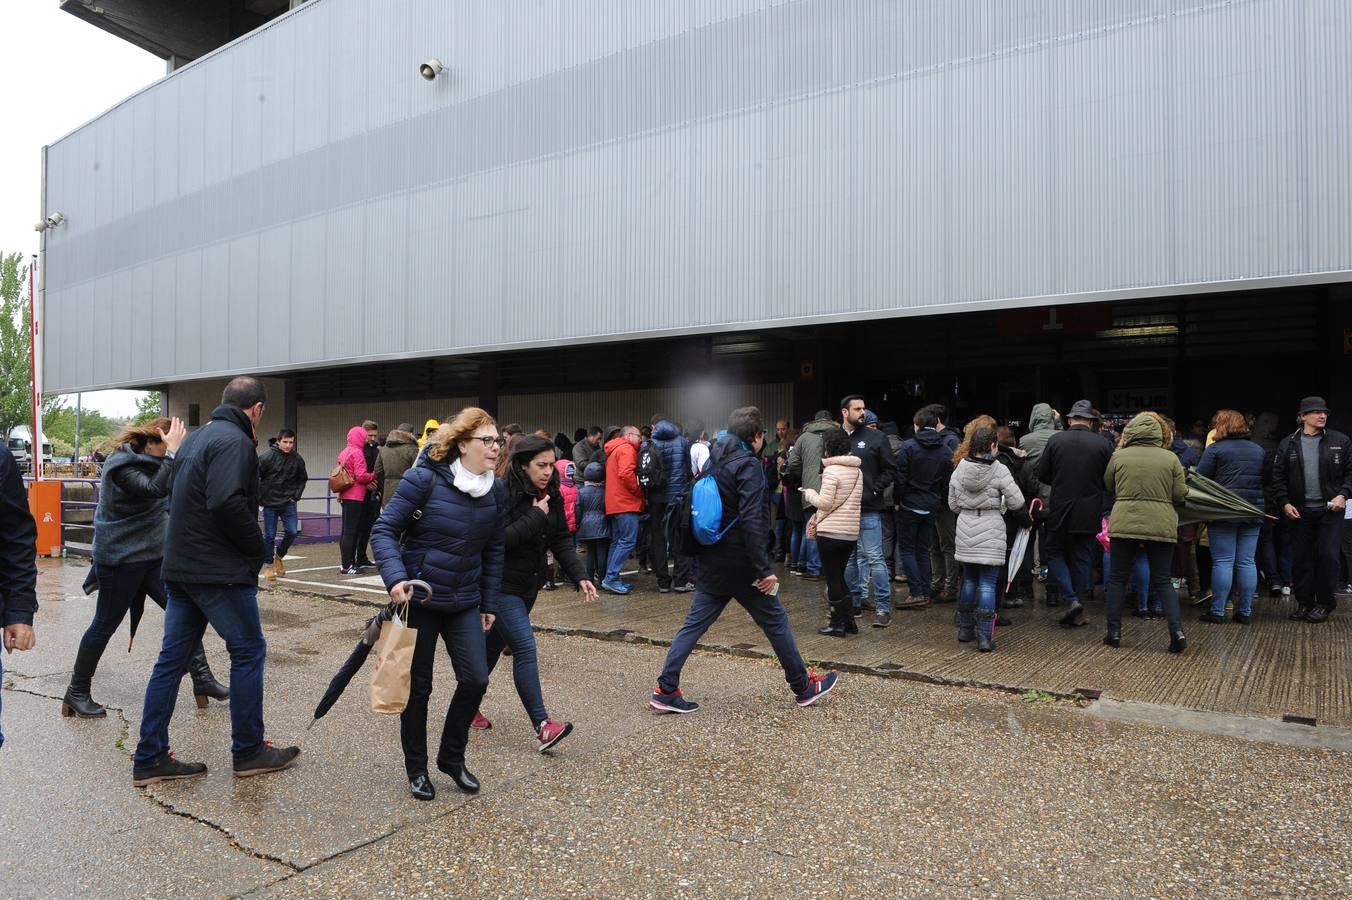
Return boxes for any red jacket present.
[604,436,643,514]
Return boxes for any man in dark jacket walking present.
[133,377,300,786]
[257,429,308,580]
[892,408,953,610]
[0,443,38,749]
[1272,396,1352,622]
[647,418,693,593]
[1036,400,1113,626]
[841,395,897,626]
[650,407,838,713]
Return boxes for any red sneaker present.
[470,711,492,730]
[536,718,573,752]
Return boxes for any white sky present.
[0,2,162,418]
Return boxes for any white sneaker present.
[1281,586,1291,597]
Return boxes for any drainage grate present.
[1281,714,1317,727]
[607,628,634,639]
[877,663,904,671]
[1074,688,1102,700]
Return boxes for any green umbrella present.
[1178,470,1270,526]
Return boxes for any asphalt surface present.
[1,559,1350,898]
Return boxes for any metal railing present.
[25,475,345,557]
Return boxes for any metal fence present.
[25,475,343,558]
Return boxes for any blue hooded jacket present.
[649,420,691,505]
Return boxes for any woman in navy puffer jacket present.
[371,407,506,802]
[1196,409,1266,624]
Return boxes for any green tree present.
[132,391,163,425]
[41,399,119,450]
[0,252,33,439]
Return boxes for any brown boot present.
[262,564,277,581]
[273,557,287,577]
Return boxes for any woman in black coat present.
[372,407,507,802]
[62,418,228,718]
[475,435,597,751]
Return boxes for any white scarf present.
[450,458,495,498]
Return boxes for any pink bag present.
[1096,516,1111,551]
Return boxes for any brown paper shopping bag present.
[370,602,417,714]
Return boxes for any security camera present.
[419,58,444,81]
[35,212,65,232]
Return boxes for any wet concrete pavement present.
[2,557,1350,897]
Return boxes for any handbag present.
[805,511,819,541]
[328,462,355,493]
[370,600,417,714]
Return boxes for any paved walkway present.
[4,558,1348,897]
[271,542,1352,727]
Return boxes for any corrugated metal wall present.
[43,0,1352,393]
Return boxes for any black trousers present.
[817,535,855,609]
[1105,539,1181,632]
[356,494,380,562]
[401,604,489,778]
[1291,508,1346,611]
[647,499,691,587]
[339,499,365,568]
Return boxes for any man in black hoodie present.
[925,403,963,603]
[892,407,953,610]
[0,443,38,749]
[133,377,300,786]
[840,395,898,627]
[257,429,308,580]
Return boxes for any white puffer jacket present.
[947,456,1025,566]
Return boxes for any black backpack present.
[636,440,666,496]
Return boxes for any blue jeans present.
[845,512,891,613]
[135,582,268,767]
[1105,540,1181,632]
[659,583,809,696]
[895,508,934,598]
[1209,521,1261,617]
[788,521,806,568]
[485,594,548,726]
[605,512,640,583]
[957,563,1000,630]
[262,502,299,564]
[1046,527,1095,603]
[1102,549,1153,611]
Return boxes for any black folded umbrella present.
[308,581,429,728]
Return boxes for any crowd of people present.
[2,374,1348,803]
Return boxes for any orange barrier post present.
[27,480,62,557]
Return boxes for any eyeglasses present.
[474,436,507,448]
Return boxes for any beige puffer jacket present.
[947,455,1025,566]
[803,456,864,539]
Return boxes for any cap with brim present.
[1299,396,1329,414]
[1067,400,1101,421]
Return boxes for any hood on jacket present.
[1121,413,1165,449]
[1028,403,1057,433]
[710,432,750,464]
[555,458,576,487]
[880,421,900,438]
[821,454,862,468]
[418,419,441,449]
[583,461,605,483]
[652,420,680,441]
[954,455,998,492]
[803,419,836,436]
[346,426,368,449]
[604,435,636,457]
[912,427,944,448]
[385,429,417,448]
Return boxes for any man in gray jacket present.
[787,411,834,580]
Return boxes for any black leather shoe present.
[842,615,858,635]
[1168,631,1188,654]
[1103,628,1121,648]
[817,622,846,637]
[1233,613,1252,624]
[1197,612,1226,624]
[1289,606,1313,621]
[409,773,436,801]
[437,761,480,793]
[1305,607,1331,623]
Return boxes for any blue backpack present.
[690,464,738,546]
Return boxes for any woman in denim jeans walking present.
[1196,410,1267,624]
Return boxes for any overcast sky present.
[0,2,162,417]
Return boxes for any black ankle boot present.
[975,612,995,652]
[1103,627,1121,648]
[437,760,480,793]
[188,645,229,708]
[62,647,107,719]
[817,604,847,637]
[1168,630,1188,654]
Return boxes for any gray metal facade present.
[42,0,1352,393]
